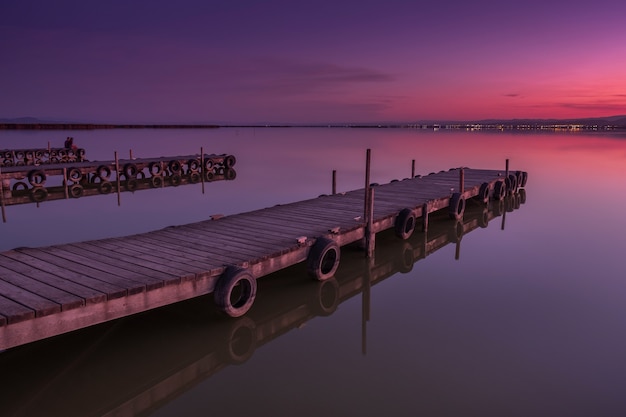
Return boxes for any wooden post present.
[332,170,337,195]
[0,166,6,223]
[505,158,509,178]
[363,149,371,220]
[115,151,121,206]
[459,167,465,194]
[411,159,415,178]
[362,256,373,356]
[47,141,51,154]
[129,149,134,160]
[200,147,205,194]
[422,202,429,232]
[365,187,375,258]
[63,167,69,199]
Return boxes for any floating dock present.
[0,160,527,350]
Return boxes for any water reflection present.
[0,193,524,417]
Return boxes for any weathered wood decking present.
[0,167,526,350]
[0,202,519,417]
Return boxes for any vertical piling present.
[63,167,69,199]
[201,147,205,194]
[115,151,121,206]
[365,188,375,258]
[0,167,6,223]
[422,202,429,232]
[411,159,415,178]
[332,170,337,195]
[130,149,134,160]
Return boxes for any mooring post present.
[62,167,69,199]
[332,170,337,195]
[129,149,134,160]
[365,187,375,258]
[459,167,465,194]
[505,158,509,178]
[115,151,121,206]
[362,256,373,356]
[200,146,205,194]
[411,159,415,178]
[0,166,6,223]
[47,141,51,154]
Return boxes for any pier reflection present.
[0,193,524,417]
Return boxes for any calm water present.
[1,127,626,416]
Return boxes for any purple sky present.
[2,0,625,124]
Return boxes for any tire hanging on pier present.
[27,169,46,187]
[69,184,84,198]
[67,167,82,183]
[307,237,340,281]
[449,192,465,220]
[123,163,139,179]
[395,208,416,240]
[214,266,257,318]
[506,174,518,193]
[493,180,506,200]
[478,182,490,203]
[97,165,112,181]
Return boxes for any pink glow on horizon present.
[1,1,625,124]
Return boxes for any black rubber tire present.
[519,188,527,204]
[30,187,48,202]
[96,165,111,181]
[395,208,416,240]
[225,168,237,181]
[449,192,465,220]
[149,162,163,176]
[187,158,201,173]
[27,169,46,187]
[506,174,518,193]
[67,167,82,183]
[188,172,201,184]
[224,155,236,169]
[125,178,138,191]
[520,171,528,187]
[150,176,164,188]
[99,181,113,194]
[307,237,340,281]
[479,208,489,228]
[12,181,28,191]
[493,180,506,200]
[169,160,183,175]
[123,163,139,179]
[214,267,257,318]
[478,182,490,203]
[69,184,84,198]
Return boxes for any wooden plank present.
[39,246,168,290]
[106,235,222,270]
[0,278,60,317]
[0,265,84,311]
[64,243,182,285]
[0,250,127,299]
[15,248,142,296]
[0,254,106,304]
[0,294,34,325]
[85,239,201,278]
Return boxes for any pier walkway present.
[0,166,527,350]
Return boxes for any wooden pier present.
[0,200,524,417]
[0,159,527,350]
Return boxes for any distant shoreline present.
[1,122,624,131]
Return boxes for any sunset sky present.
[2,0,625,124]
